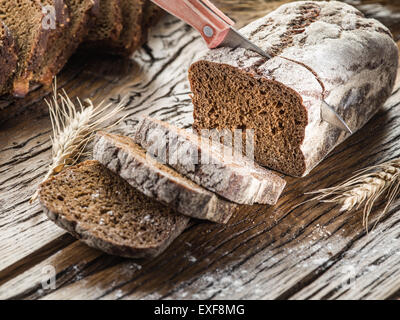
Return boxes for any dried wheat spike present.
[30,82,125,202]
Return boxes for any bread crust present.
[133,117,286,205]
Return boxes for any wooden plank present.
[0,241,102,300]
[1,0,400,300]
[290,205,400,300]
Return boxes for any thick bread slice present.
[84,0,123,47]
[0,21,18,95]
[133,117,286,205]
[189,1,399,177]
[139,1,164,44]
[39,0,98,86]
[93,131,237,223]
[39,160,190,259]
[101,0,144,56]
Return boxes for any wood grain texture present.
[0,0,400,300]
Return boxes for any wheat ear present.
[309,160,400,229]
[30,84,125,202]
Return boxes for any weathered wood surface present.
[0,0,400,300]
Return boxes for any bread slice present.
[39,160,190,259]
[0,21,18,95]
[132,117,286,205]
[0,0,51,97]
[93,131,237,223]
[83,0,123,48]
[39,0,98,86]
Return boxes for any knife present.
[150,0,352,134]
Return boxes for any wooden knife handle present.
[150,0,235,48]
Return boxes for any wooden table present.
[1,0,400,300]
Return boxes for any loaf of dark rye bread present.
[189,1,399,177]
[93,131,238,223]
[0,21,18,95]
[39,160,190,259]
[132,117,286,205]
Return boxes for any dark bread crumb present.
[0,0,50,96]
[39,160,190,258]
[84,0,123,47]
[33,0,69,86]
[101,0,145,56]
[83,0,164,56]
[190,61,307,176]
[94,131,238,223]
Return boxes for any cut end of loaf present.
[39,160,189,259]
[189,61,308,177]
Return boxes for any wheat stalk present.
[30,83,125,202]
[310,160,400,229]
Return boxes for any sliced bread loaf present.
[0,21,18,95]
[39,0,98,86]
[93,131,237,223]
[83,0,163,56]
[39,160,190,259]
[83,0,123,48]
[189,1,399,177]
[132,117,286,205]
[0,0,51,97]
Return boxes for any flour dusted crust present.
[190,1,399,176]
[93,131,237,223]
[39,160,190,259]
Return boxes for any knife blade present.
[321,101,352,134]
